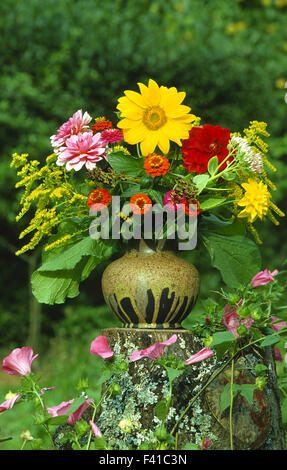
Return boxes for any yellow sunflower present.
[116,79,196,156]
[237,179,271,223]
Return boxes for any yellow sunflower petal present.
[124,90,146,109]
[140,131,159,155]
[124,124,148,145]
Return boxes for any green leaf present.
[237,383,257,404]
[193,174,209,194]
[145,189,163,205]
[260,334,280,347]
[199,196,227,211]
[32,238,115,304]
[202,233,261,287]
[93,436,106,450]
[183,442,201,450]
[121,185,141,198]
[108,152,145,177]
[155,400,169,421]
[38,237,96,272]
[207,156,218,176]
[210,331,235,360]
[165,367,184,383]
[44,415,69,426]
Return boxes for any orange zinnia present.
[143,153,170,177]
[92,119,113,132]
[182,198,200,217]
[130,193,152,215]
[87,188,112,209]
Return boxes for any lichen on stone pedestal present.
[53,327,285,450]
[95,328,285,450]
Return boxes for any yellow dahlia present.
[117,79,196,155]
[237,179,271,223]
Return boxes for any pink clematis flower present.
[90,336,114,359]
[271,316,287,332]
[56,131,107,171]
[222,299,254,339]
[0,394,21,413]
[130,334,177,362]
[67,399,94,426]
[251,269,279,288]
[2,347,39,376]
[47,399,74,417]
[51,109,92,150]
[89,420,102,439]
[186,348,214,365]
[163,190,185,212]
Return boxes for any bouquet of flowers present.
[11,79,284,305]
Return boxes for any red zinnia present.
[87,188,112,210]
[130,193,152,215]
[181,124,231,174]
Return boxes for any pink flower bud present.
[90,336,114,359]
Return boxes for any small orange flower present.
[87,188,112,210]
[143,153,170,177]
[92,119,113,132]
[182,198,200,217]
[130,193,152,215]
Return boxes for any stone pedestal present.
[94,327,285,450]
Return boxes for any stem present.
[20,439,27,450]
[86,376,118,450]
[229,359,234,450]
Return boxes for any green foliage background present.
[0,0,286,348]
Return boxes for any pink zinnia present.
[186,347,214,365]
[251,269,279,288]
[67,399,94,426]
[56,132,106,171]
[163,190,185,212]
[89,420,102,438]
[2,347,39,376]
[101,128,123,145]
[51,109,92,150]
[0,394,21,413]
[47,399,74,417]
[90,336,114,359]
[129,334,177,362]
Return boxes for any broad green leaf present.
[31,269,81,304]
[38,237,96,272]
[202,233,261,287]
[108,152,145,177]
